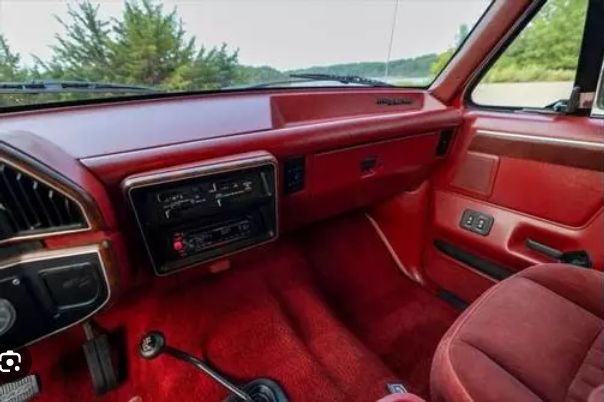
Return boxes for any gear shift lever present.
[139,331,253,402]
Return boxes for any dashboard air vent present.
[0,162,87,240]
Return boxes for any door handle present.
[526,239,592,268]
[525,239,563,259]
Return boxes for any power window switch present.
[476,217,486,230]
[474,215,493,236]
[460,210,477,229]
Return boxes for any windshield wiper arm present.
[288,73,396,88]
[232,73,397,89]
[0,80,163,94]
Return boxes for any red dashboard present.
[0,89,461,323]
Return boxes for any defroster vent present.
[0,162,87,241]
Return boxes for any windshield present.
[0,0,492,108]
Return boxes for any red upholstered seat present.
[431,264,603,402]
[376,393,427,402]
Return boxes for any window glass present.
[0,0,492,109]
[472,0,588,109]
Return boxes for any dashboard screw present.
[12,278,20,286]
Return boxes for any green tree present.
[0,35,32,106]
[498,0,585,70]
[35,0,241,91]
[109,0,196,88]
[430,50,453,76]
[430,24,469,76]
[37,1,112,81]
[187,44,242,90]
[484,0,587,82]
[237,65,287,84]
[0,35,28,81]
[290,54,437,79]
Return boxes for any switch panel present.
[0,248,109,350]
[460,209,494,236]
[41,263,101,311]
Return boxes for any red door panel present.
[451,151,499,197]
[424,244,496,303]
[487,157,601,226]
[431,190,603,271]
[424,110,604,301]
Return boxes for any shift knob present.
[139,331,166,359]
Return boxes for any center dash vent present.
[0,162,87,241]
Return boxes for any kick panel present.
[125,153,278,275]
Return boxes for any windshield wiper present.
[0,80,163,94]
[235,73,396,89]
[289,73,395,87]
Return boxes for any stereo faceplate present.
[124,154,278,275]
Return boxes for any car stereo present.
[124,153,278,275]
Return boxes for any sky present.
[0,0,491,71]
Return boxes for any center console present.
[124,153,278,275]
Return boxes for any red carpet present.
[30,214,457,402]
[299,215,459,397]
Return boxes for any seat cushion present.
[431,264,603,402]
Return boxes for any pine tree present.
[110,0,196,88]
[37,1,112,81]
[36,0,241,90]
[0,35,27,81]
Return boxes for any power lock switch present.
[460,209,494,236]
[476,216,489,232]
